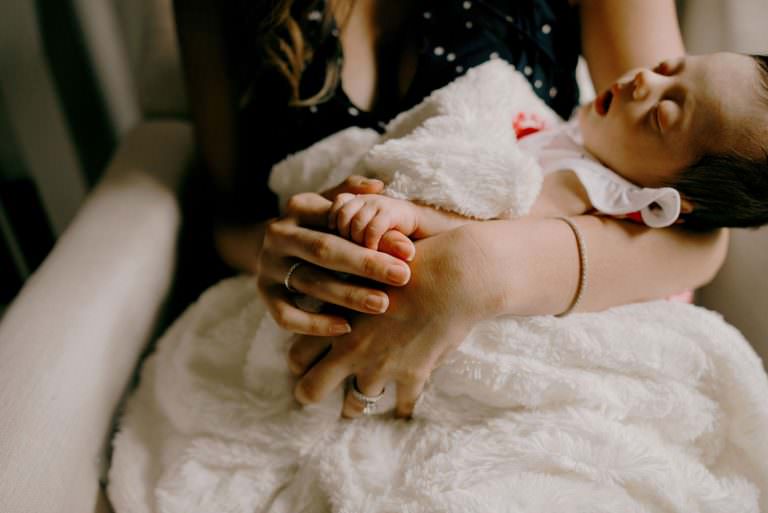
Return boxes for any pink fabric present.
[667,290,695,304]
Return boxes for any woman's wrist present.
[453,218,581,318]
[452,215,729,319]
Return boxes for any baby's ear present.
[680,197,695,215]
[673,196,695,224]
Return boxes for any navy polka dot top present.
[231,0,581,222]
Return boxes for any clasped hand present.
[257,176,482,419]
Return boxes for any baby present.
[328,52,768,249]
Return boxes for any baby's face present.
[578,53,765,187]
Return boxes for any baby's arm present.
[328,193,472,250]
[329,170,593,250]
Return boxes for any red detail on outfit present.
[625,211,644,224]
[513,112,546,139]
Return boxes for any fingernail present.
[331,323,352,335]
[362,178,382,187]
[396,242,415,261]
[387,265,409,284]
[364,294,387,312]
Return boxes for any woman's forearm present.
[458,216,729,317]
[580,0,685,93]
[214,221,270,274]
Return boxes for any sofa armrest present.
[0,120,193,513]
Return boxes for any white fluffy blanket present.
[108,61,768,513]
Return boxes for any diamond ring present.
[349,376,385,415]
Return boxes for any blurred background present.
[0,0,766,330]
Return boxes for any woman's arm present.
[173,0,239,190]
[288,217,729,418]
[579,0,685,93]
[460,216,729,317]
[175,0,265,272]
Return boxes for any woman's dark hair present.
[673,55,768,231]
[238,0,352,107]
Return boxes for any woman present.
[173,0,728,420]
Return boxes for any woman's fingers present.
[320,175,384,200]
[287,336,331,376]
[342,371,388,418]
[260,284,351,336]
[285,192,334,227]
[277,223,411,286]
[394,373,428,420]
[288,263,389,314]
[294,348,351,405]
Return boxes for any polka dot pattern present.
[237,0,583,211]
[295,0,579,122]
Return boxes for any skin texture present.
[579,53,767,187]
[174,0,730,419]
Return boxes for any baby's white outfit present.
[519,118,681,228]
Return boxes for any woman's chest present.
[243,0,583,170]
[337,0,422,112]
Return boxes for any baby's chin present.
[576,104,598,152]
[576,102,596,130]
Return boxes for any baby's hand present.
[329,193,420,251]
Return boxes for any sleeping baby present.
[322,52,768,255]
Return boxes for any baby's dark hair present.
[672,54,768,231]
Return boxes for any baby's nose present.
[631,70,650,100]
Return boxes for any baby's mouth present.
[594,89,613,116]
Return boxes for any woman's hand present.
[287,228,489,419]
[285,214,729,419]
[256,178,418,336]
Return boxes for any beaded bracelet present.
[555,217,588,317]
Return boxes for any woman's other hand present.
[285,215,728,419]
[256,178,417,337]
[287,228,489,419]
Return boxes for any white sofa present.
[0,1,765,512]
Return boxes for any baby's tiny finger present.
[365,213,392,251]
[329,193,356,231]
[350,205,378,246]
[337,197,365,239]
